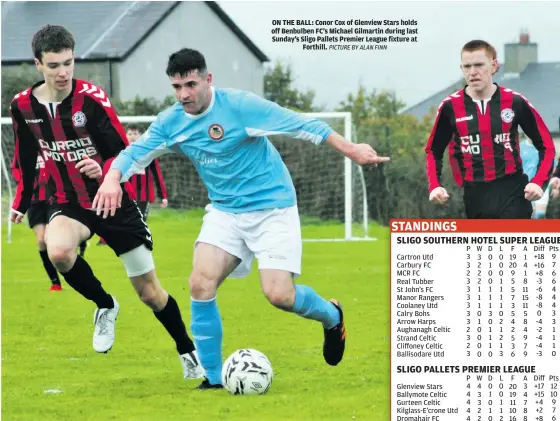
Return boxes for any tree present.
[112,95,176,116]
[335,85,465,223]
[336,84,406,130]
[264,61,317,112]
[1,64,38,116]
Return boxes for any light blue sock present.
[291,284,340,329]
[190,296,223,385]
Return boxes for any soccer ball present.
[221,348,273,395]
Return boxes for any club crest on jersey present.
[501,108,514,123]
[72,111,87,127]
[208,124,224,141]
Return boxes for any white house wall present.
[116,1,264,102]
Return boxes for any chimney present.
[519,32,529,44]
[503,29,538,73]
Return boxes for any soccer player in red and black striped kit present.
[126,124,169,219]
[12,154,87,291]
[12,155,62,290]
[425,40,556,218]
[9,25,203,378]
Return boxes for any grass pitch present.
[2,209,390,421]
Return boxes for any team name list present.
[391,219,560,419]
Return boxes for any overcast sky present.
[218,1,560,110]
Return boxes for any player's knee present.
[135,281,163,309]
[48,246,75,270]
[37,240,47,251]
[262,283,295,310]
[189,271,218,300]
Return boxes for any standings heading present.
[396,236,560,246]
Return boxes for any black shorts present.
[27,201,49,228]
[48,195,153,256]
[137,201,150,221]
[463,173,533,219]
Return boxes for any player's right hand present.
[76,158,102,179]
[429,187,450,205]
[349,143,391,167]
[10,209,24,224]
[92,178,123,219]
[550,177,560,199]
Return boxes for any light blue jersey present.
[521,139,558,183]
[112,88,333,213]
[520,139,557,217]
[520,139,539,180]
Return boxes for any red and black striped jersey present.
[130,159,168,203]
[10,79,135,214]
[11,154,48,204]
[425,84,556,192]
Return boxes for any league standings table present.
[391,219,560,421]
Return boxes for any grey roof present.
[1,1,269,62]
[403,62,560,134]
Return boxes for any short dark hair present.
[32,25,75,62]
[166,48,207,77]
[126,124,142,133]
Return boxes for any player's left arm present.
[514,95,556,191]
[10,102,40,218]
[12,154,44,199]
[94,116,173,217]
[11,155,22,184]
[238,92,389,166]
[110,116,174,183]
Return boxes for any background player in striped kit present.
[425,39,556,218]
[126,124,168,220]
[11,154,87,291]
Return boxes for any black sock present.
[154,295,195,355]
[79,241,87,257]
[60,256,113,309]
[39,250,60,285]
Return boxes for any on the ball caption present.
[271,19,418,51]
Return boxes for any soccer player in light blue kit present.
[93,48,390,389]
[520,137,556,218]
